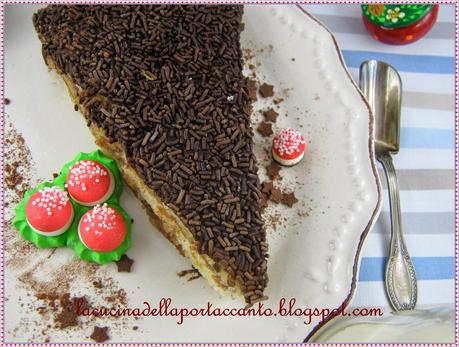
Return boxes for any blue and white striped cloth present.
[303,4,455,309]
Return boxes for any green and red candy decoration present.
[361,4,439,45]
[26,187,74,236]
[78,204,127,253]
[66,160,115,206]
[13,150,131,264]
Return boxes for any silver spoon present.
[359,60,417,311]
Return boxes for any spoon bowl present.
[360,60,402,155]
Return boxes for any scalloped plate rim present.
[294,6,383,342]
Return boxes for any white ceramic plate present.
[4,5,381,342]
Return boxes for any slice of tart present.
[33,5,268,304]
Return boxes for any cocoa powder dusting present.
[54,294,86,329]
[4,119,39,270]
[4,121,36,211]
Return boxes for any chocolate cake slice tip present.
[33,5,268,305]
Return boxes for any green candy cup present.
[58,149,124,204]
[66,204,132,264]
[13,182,73,248]
[13,150,132,264]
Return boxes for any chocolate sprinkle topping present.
[34,5,268,304]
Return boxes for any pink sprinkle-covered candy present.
[66,160,114,206]
[78,204,127,253]
[272,128,306,166]
[25,187,74,236]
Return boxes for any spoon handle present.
[378,152,417,311]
